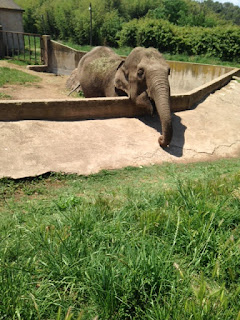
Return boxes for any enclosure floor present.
[1,80,240,179]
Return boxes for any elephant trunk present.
[147,71,172,148]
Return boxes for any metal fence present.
[0,30,44,64]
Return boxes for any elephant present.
[68,46,172,147]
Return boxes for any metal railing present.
[0,30,44,64]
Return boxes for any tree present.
[100,10,123,46]
[163,0,188,24]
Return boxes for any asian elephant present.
[71,46,172,147]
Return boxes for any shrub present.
[137,19,175,52]
[214,26,240,61]
[118,19,139,47]
[118,18,240,61]
[100,10,123,47]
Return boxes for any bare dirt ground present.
[0,61,73,100]
[0,61,240,179]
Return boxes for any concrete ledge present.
[0,97,151,121]
[0,94,198,122]
[188,68,240,108]
[27,64,48,72]
[48,41,86,75]
[171,68,240,111]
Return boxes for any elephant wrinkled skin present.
[67,46,172,147]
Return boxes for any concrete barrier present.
[0,97,150,121]
[0,65,239,121]
[28,38,86,75]
[47,40,86,75]
[171,67,240,111]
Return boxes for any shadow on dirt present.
[139,113,187,157]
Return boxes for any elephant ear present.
[114,60,129,96]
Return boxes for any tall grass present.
[0,159,239,319]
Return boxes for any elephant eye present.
[137,68,144,79]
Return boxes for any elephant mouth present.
[115,87,128,96]
[115,88,155,114]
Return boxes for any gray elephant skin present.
[68,46,172,147]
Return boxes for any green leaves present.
[15,0,240,63]
[118,18,240,62]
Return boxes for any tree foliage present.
[203,0,240,25]
[14,0,240,61]
[118,18,240,61]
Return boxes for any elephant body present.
[69,46,172,147]
[75,47,125,98]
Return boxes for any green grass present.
[6,53,43,66]
[0,67,41,87]
[0,92,12,99]
[5,59,30,66]
[163,53,240,68]
[0,159,240,319]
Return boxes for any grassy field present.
[0,159,239,319]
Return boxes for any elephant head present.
[114,47,172,148]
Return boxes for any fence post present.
[0,26,4,58]
[42,35,51,66]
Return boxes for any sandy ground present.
[0,62,240,179]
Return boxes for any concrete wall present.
[0,97,150,121]
[168,61,234,94]
[171,68,240,110]
[48,40,86,75]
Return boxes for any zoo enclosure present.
[0,35,239,120]
[0,29,44,64]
